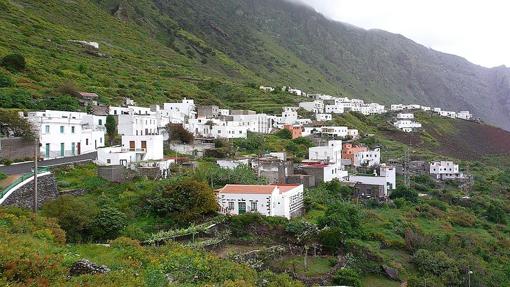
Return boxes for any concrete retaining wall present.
[0,137,34,161]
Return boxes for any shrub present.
[0,72,13,87]
[144,178,217,225]
[332,268,362,287]
[486,202,507,224]
[318,201,365,241]
[90,206,127,241]
[390,185,419,203]
[1,54,26,72]
[41,195,99,242]
[275,128,292,139]
[0,172,6,180]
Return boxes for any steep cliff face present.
[143,0,510,129]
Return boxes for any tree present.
[275,128,292,139]
[105,115,117,146]
[144,178,218,225]
[486,202,507,224]
[90,206,127,241]
[41,195,99,242]
[285,219,319,270]
[1,53,26,72]
[0,109,35,140]
[332,268,362,287]
[166,123,194,144]
[390,185,419,203]
[41,95,81,111]
[318,202,365,241]
[0,72,13,87]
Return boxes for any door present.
[238,202,246,214]
[60,143,65,157]
[129,141,136,151]
[77,143,81,155]
[45,143,50,158]
[71,142,76,156]
[141,141,147,151]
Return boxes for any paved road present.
[0,152,97,175]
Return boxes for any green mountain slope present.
[1,0,510,131]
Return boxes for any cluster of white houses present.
[19,89,471,219]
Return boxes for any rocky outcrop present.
[69,259,110,276]
[382,265,400,281]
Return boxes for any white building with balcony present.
[320,126,348,138]
[27,110,106,159]
[429,161,464,180]
[216,184,304,219]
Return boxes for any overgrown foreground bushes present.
[0,208,302,286]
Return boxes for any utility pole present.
[33,137,39,214]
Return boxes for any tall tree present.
[0,109,35,140]
[105,115,116,146]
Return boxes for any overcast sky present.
[293,0,509,68]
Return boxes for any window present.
[60,126,64,134]
[107,159,111,164]
[98,119,103,125]
[100,137,103,143]
[250,201,257,212]
[86,138,89,145]
[45,125,50,134]
[228,202,234,210]
[71,126,75,133]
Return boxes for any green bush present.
[0,172,6,180]
[390,185,419,203]
[0,72,13,87]
[41,195,99,242]
[332,268,362,287]
[90,206,127,241]
[1,54,26,72]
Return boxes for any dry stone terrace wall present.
[2,174,58,209]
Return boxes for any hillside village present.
[1,85,474,213]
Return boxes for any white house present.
[457,111,472,120]
[320,126,348,138]
[216,184,304,219]
[347,129,359,139]
[429,161,464,180]
[299,161,349,185]
[405,104,421,110]
[216,159,251,169]
[394,120,422,132]
[121,135,164,161]
[397,113,414,119]
[316,113,332,122]
[277,107,299,125]
[324,104,345,114]
[259,86,275,92]
[421,106,431,111]
[439,111,457,119]
[391,104,404,111]
[27,110,105,159]
[353,148,381,167]
[349,164,396,197]
[299,100,324,113]
[308,140,343,164]
[163,98,196,121]
[117,113,159,137]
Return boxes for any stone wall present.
[2,174,58,209]
[97,165,136,183]
[0,137,34,161]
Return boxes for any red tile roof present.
[217,184,301,194]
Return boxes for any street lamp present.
[468,270,473,287]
